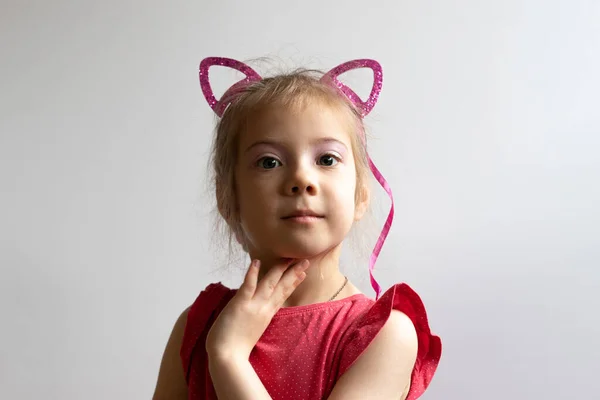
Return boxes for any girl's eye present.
[318,154,339,166]
[258,157,281,169]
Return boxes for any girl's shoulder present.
[179,282,234,376]
[153,306,191,399]
[182,282,232,332]
[336,283,442,399]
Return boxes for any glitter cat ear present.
[320,59,383,118]
[199,57,262,117]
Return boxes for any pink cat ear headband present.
[199,57,394,300]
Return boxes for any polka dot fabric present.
[180,282,441,399]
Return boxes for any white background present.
[1,0,599,399]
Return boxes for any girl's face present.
[234,102,368,260]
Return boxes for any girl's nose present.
[286,164,318,196]
[290,184,316,195]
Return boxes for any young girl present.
[153,57,442,400]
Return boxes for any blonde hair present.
[206,68,373,266]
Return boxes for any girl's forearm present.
[208,354,273,400]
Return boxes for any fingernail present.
[299,260,309,269]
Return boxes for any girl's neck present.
[252,245,358,307]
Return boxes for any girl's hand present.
[205,258,310,361]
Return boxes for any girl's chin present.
[273,248,334,261]
[253,238,340,261]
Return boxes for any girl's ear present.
[216,181,238,226]
[233,225,249,253]
[354,183,371,221]
[216,179,249,252]
[215,181,229,220]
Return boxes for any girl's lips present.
[282,209,323,219]
[282,216,324,223]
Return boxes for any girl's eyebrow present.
[244,137,348,154]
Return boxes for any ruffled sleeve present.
[180,282,232,385]
[337,283,442,400]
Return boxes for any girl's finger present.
[239,259,260,299]
[271,259,309,306]
[254,258,297,301]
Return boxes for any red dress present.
[180,282,442,399]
